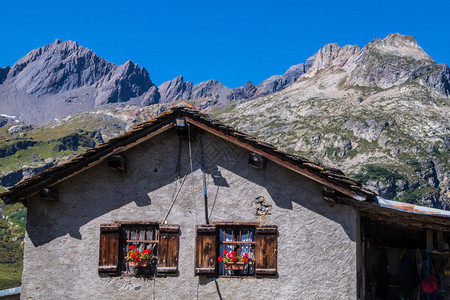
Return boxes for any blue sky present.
[0,0,449,88]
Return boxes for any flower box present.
[223,262,247,270]
[126,246,153,268]
[128,259,149,267]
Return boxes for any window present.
[195,224,277,277]
[218,226,256,276]
[121,223,159,276]
[98,222,179,277]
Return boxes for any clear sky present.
[0,0,449,88]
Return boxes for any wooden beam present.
[9,123,173,203]
[358,209,450,232]
[426,230,433,252]
[185,117,366,202]
[436,231,445,252]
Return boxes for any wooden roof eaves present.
[1,117,175,204]
[184,116,368,202]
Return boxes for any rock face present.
[346,34,435,89]
[228,81,258,100]
[0,39,156,124]
[158,75,193,103]
[420,63,450,97]
[256,62,311,96]
[0,162,55,188]
[0,66,9,84]
[219,33,450,210]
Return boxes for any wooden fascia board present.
[359,209,450,232]
[185,117,366,201]
[4,123,174,203]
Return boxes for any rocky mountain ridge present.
[0,39,310,124]
[218,33,449,209]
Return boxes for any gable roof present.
[1,106,376,204]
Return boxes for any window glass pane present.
[121,225,158,276]
[218,226,255,276]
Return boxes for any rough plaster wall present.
[21,129,357,299]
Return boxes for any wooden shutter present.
[98,224,120,275]
[255,225,277,276]
[157,224,180,276]
[195,225,216,275]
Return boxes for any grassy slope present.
[0,202,25,290]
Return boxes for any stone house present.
[1,106,449,299]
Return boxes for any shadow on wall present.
[26,129,355,247]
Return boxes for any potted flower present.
[217,250,250,270]
[127,245,153,267]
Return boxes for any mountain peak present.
[365,33,432,62]
[306,43,359,75]
[384,33,418,46]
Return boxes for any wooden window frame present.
[121,223,160,276]
[98,222,179,277]
[195,223,278,278]
[216,224,257,277]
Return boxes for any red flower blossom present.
[243,253,248,258]
[218,257,223,262]
[230,251,235,255]
[231,256,237,261]
[243,258,248,263]
[130,245,135,250]
[223,250,229,255]
[135,250,139,254]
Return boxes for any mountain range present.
[219,34,449,209]
[0,33,448,210]
[0,38,311,125]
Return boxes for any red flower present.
[226,253,231,258]
[230,251,235,255]
[135,257,139,261]
[243,253,248,258]
[130,245,135,250]
[231,256,236,261]
[243,258,248,263]
[135,250,139,254]
[223,250,229,255]
[218,257,223,262]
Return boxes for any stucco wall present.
[21,129,357,299]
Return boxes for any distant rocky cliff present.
[0,39,311,124]
[218,33,450,209]
[0,39,156,124]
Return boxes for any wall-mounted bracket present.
[107,155,126,172]
[39,188,59,201]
